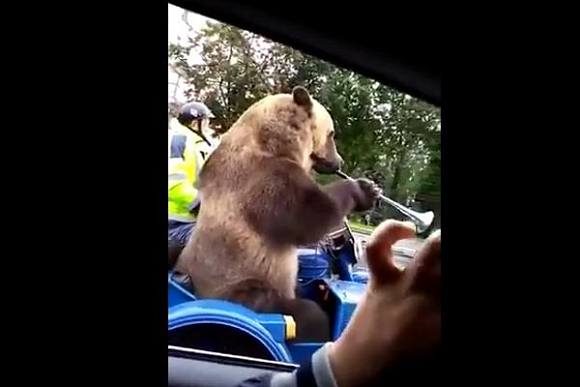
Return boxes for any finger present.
[405,230,441,293]
[366,220,416,286]
[415,229,441,269]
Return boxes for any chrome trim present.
[168,345,300,369]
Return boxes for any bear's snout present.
[311,153,343,174]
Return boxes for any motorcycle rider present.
[168,101,220,268]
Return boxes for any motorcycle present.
[168,172,434,364]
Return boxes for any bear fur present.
[177,86,378,339]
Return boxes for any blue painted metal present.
[351,267,370,284]
[323,279,367,340]
[168,273,196,308]
[167,231,376,363]
[169,299,292,362]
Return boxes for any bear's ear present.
[292,86,312,107]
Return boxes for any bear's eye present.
[328,130,335,138]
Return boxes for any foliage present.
[169,14,441,224]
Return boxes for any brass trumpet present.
[336,171,435,233]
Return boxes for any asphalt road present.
[352,231,423,269]
[352,231,424,249]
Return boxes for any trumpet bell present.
[336,170,436,234]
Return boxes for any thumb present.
[365,220,416,286]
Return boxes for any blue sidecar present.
[168,223,375,364]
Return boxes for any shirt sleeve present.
[235,343,338,387]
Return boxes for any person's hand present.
[328,220,441,387]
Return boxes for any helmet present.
[177,101,215,126]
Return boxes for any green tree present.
[169,17,441,224]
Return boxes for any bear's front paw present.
[353,178,382,212]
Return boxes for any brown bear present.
[177,86,379,340]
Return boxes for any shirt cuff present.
[312,342,338,387]
[270,342,338,387]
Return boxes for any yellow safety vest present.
[168,120,212,222]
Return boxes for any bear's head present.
[223,86,343,174]
[228,86,342,174]
[291,86,343,174]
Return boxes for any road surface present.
[352,231,423,269]
[352,231,423,249]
